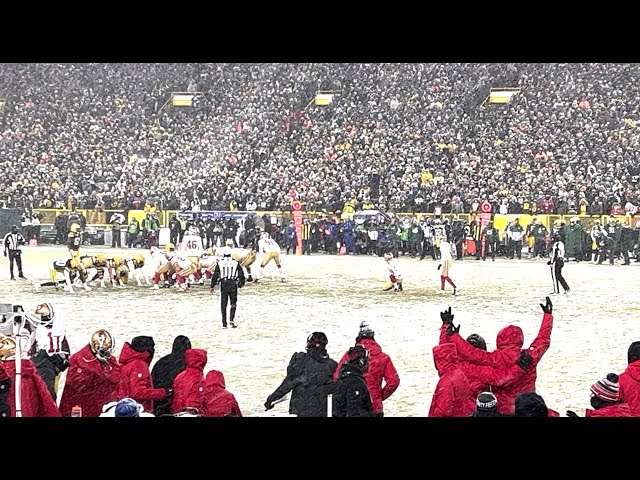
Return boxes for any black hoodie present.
[151,335,191,416]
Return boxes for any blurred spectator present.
[171,348,207,415]
[513,392,559,417]
[618,341,640,416]
[333,322,400,417]
[265,332,337,417]
[204,370,243,417]
[151,335,191,416]
[567,373,633,417]
[117,335,169,415]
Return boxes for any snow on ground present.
[1,246,638,417]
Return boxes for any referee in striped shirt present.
[4,225,26,280]
[211,247,245,328]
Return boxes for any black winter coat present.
[267,348,337,417]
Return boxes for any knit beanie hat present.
[590,373,620,403]
[476,392,498,411]
[356,322,375,342]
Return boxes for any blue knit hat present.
[115,398,142,417]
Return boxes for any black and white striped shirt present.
[212,256,245,288]
[219,258,239,280]
[4,232,25,253]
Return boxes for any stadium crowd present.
[1,63,640,216]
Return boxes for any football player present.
[67,223,82,260]
[255,232,285,283]
[382,252,403,292]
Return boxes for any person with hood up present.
[118,335,169,415]
[333,322,399,417]
[428,342,469,417]
[265,332,337,417]
[59,329,121,417]
[151,335,191,416]
[439,308,534,415]
[513,392,559,417]
[618,341,640,416]
[0,332,60,417]
[333,345,373,417]
[171,348,208,416]
[441,297,554,415]
[567,373,633,417]
[204,370,242,417]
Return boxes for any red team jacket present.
[618,359,640,416]
[439,326,529,415]
[171,348,208,415]
[428,343,470,417]
[449,312,553,415]
[205,370,242,417]
[333,338,400,414]
[584,403,633,417]
[2,359,61,417]
[117,342,166,414]
[59,344,122,417]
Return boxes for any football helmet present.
[112,256,124,266]
[70,223,81,233]
[96,254,106,264]
[0,334,16,361]
[260,232,270,240]
[90,329,115,362]
[34,303,55,327]
[225,238,234,247]
[165,243,175,251]
[384,252,393,262]
[70,258,81,269]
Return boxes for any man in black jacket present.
[333,345,373,417]
[151,335,191,416]
[264,332,337,417]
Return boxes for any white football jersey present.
[440,241,453,261]
[259,238,280,254]
[34,308,67,357]
[180,234,203,256]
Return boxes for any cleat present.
[150,284,160,290]
[252,278,260,283]
[280,278,286,283]
[230,320,237,328]
[222,325,228,329]
[452,288,457,296]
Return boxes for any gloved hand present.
[440,306,454,325]
[437,264,442,270]
[165,388,173,398]
[516,350,533,371]
[540,296,553,314]
[210,287,216,294]
[264,398,274,411]
[446,322,460,336]
[3,252,6,257]
[546,260,552,265]
[566,410,579,418]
